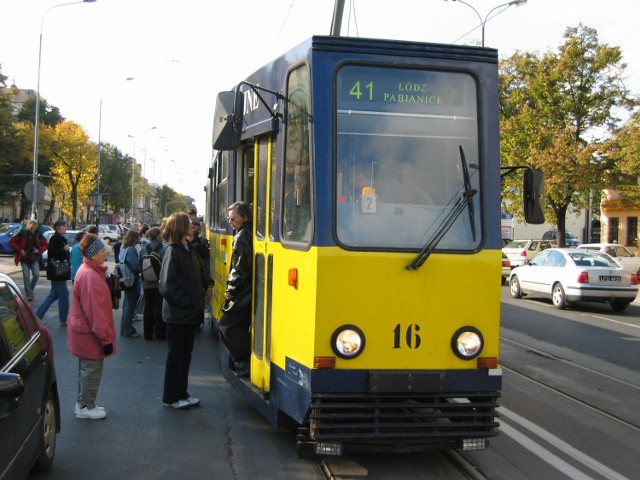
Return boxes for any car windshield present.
[569,252,620,268]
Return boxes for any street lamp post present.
[446,0,527,47]
[96,76,133,227]
[127,135,136,223]
[31,0,97,220]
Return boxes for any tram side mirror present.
[212,91,244,150]
[523,168,545,225]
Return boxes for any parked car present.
[577,243,640,275]
[501,252,511,285]
[0,223,20,254]
[83,225,119,243]
[41,230,80,268]
[502,239,553,267]
[0,273,60,478]
[541,230,580,246]
[509,248,638,311]
[103,224,122,240]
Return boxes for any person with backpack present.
[138,227,166,340]
[9,220,48,301]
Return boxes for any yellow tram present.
[204,34,544,456]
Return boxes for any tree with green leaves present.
[154,184,187,219]
[0,69,35,216]
[601,111,640,208]
[500,24,637,246]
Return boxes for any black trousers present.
[143,288,166,340]
[163,323,197,404]
[218,311,251,363]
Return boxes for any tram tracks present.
[500,336,640,433]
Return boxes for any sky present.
[1,0,639,213]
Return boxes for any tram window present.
[335,65,482,251]
[282,65,313,245]
[213,151,230,231]
[238,146,254,213]
[269,142,277,241]
[256,138,269,241]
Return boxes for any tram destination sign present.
[337,65,473,115]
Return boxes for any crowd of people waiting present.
[8,205,253,419]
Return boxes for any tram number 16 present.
[392,324,422,349]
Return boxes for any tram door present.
[250,135,274,391]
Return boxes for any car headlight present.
[451,327,483,360]
[331,325,365,359]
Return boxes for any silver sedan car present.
[509,248,638,311]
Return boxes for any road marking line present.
[581,314,640,329]
[500,407,630,480]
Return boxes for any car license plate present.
[599,275,621,282]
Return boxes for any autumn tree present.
[45,121,97,227]
[500,24,637,246]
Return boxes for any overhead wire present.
[273,0,297,48]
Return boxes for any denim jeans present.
[20,261,40,297]
[36,280,69,324]
[120,278,140,337]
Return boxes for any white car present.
[83,225,119,243]
[577,243,640,276]
[501,252,511,285]
[42,230,81,268]
[509,248,638,311]
[502,239,553,267]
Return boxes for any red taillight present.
[520,251,527,257]
[577,271,589,284]
[631,274,638,286]
[502,260,510,267]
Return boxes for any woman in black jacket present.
[159,212,213,409]
[36,219,71,325]
[218,202,252,374]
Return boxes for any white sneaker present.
[186,396,200,406]
[75,403,105,415]
[162,399,191,409]
[76,407,107,419]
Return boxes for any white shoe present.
[76,407,107,419]
[162,399,191,409]
[75,403,105,415]
[186,396,200,407]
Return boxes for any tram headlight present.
[451,327,483,360]
[331,325,365,359]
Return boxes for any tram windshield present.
[335,65,482,250]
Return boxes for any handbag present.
[105,272,122,310]
[49,258,71,281]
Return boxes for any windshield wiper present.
[406,145,477,271]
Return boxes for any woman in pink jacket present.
[67,234,116,420]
